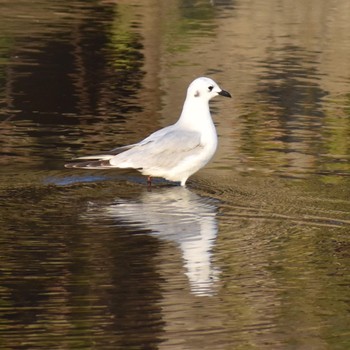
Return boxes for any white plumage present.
[65,77,231,186]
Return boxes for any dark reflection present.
[0,184,165,348]
[0,0,145,169]
[239,45,330,177]
[96,226,165,349]
[98,187,219,296]
[258,45,326,122]
[2,2,143,124]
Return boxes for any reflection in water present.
[254,45,327,177]
[0,0,144,169]
[101,187,219,296]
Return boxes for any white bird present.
[65,77,231,186]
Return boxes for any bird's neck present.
[177,96,212,130]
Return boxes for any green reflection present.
[109,5,143,72]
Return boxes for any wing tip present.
[64,159,112,169]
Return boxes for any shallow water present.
[1,0,350,349]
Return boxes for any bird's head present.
[187,77,231,101]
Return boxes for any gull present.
[65,77,231,186]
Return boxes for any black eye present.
[208,85,214,91]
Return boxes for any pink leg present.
[147,176,152,188]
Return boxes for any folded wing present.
[65,128,203,171]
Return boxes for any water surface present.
[1,0,350,349]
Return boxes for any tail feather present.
[74,154,114,160]
[65,144,136,169]
[65,144,136,168]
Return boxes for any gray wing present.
[110,128,203,169]
[65,125,203,170]
[78,125,177,158]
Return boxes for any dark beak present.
[218,89,231,98]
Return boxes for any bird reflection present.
[104,186,219,296]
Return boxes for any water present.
[1,0,350,349]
